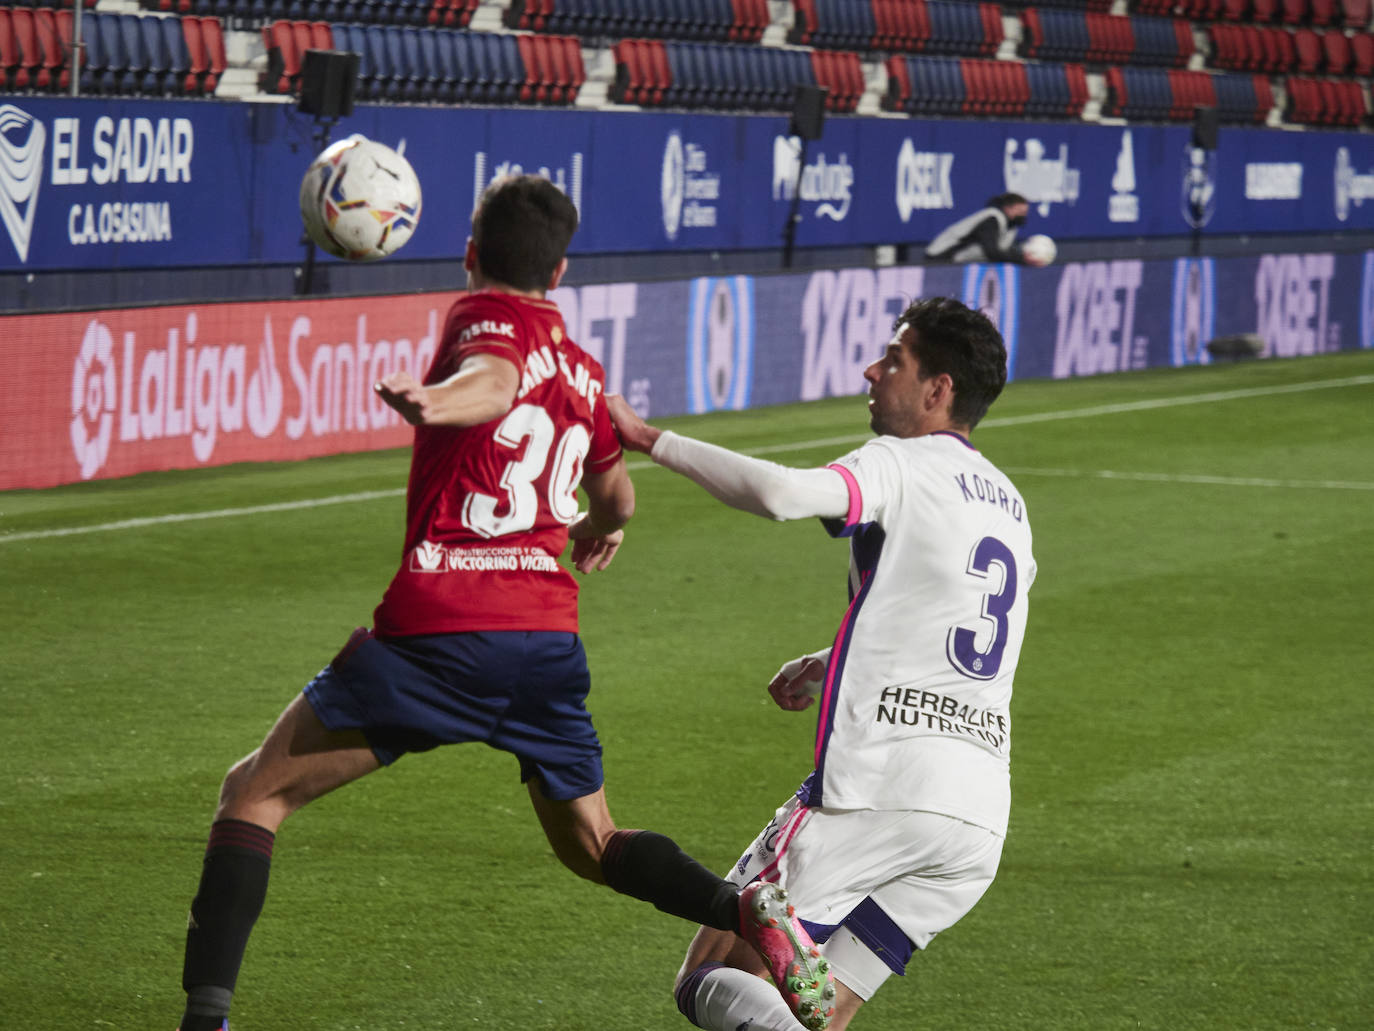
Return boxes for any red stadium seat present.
[1281,0,1308,23]
[1323,28,1352,71]
[1351,30,1374,72]
[979,2,1002,56]
[882,53,911,111]
[1342,0,1372,26]
[1293,27,1323,70]
[0,9,20,91]
[196,16,225,93]
[560,36,584,101]
[1252,72,1275,118]
[262,21,297,93]
[8,6,40,90]
[1222,0,1249,20]
[54,7,77,90]
[1252,0,1279,19]
[515,33,540,102]
[1310,0,1336,24]
[181,14,205,94]
[32,7,63,90]
[309,22,331,50]
[613,38,653,105]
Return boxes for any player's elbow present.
[592,491,635,532]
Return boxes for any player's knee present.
[552,834,607,883]
[216,752,259,809]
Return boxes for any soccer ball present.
[299,135,422,261]
[1020,234,1057,267]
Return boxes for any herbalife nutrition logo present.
[0,104,45,262]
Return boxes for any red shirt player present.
[175,175,832,1031]
[372,284,623,637]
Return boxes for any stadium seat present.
[382,25,417,100]
[180,13,206,93]
[0,10,22,92]
[8,6,42,91]
[1323,28,1352,72]
[159,14,190,93]
[1293,27,1323,71]
[33,7,65,91]
[1252,0,1279,19]
[732,0,767,43]
[93,12,128,92]
[359,25,392,98]
[197,15,224,91]
[1281,0,1308,22]
[138,13,170,93]
[1342,0,1371,26]
[1351,30,1374,72]
[262,20,296,93]
[1311,0,1336,25]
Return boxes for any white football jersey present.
[804,430,1035,835]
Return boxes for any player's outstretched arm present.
[605,394,849,522]
[567,457,634,573]
[374,354,519,427]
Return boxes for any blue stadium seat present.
[78,11,107,93]
[361,25,395,98]
[427,26,458,100]
[138,15,170,93]
[379,26,411,99]
[95,12,128,92]
[161,15,192,93]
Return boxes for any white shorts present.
[727,794,1004,996]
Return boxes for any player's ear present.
[463,237,477,272]
[547,257,569,292]
[929,373,956,413]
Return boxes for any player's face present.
[864,325,933,437]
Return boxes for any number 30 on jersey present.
[462,403,590,538]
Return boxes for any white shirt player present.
[810,432,1034,832]
[650,429,1034,835]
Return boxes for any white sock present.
[676,962,808,1031]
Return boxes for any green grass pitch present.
[2,350,1371,1031]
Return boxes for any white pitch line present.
[4,373,1372,545]
[0,490,404,544]
[1004,467,1374,491]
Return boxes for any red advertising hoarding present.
[1,292,463,490]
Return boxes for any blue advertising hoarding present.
[4,96,1374,273]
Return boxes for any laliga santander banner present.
[2,293,460,490]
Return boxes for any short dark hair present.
[987,192,1029,210]
[894,297,1008,429]
[471,175,579,291]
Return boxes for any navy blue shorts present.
[303,628,604,801]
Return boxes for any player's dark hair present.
[987,192,1029,210]
[471,175,579,292]
[895,297,1008,429]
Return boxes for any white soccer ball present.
[1020,233,1057,267]
[299,135,422,261]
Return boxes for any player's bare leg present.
[676,926,864,1031]
[526,781,617,883]
[179,694,380,1031]
[216,693,381,830]
[528,780,745,934]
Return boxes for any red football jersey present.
[373,289,622,637]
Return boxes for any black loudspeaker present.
[790,85,828,141]
[299,49,359,119]
[1192,106,1220,150]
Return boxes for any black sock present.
[600,829,740,932]
[180,819,275,1028]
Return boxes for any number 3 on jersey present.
[946,536,1018,681]
[461,403,591,538]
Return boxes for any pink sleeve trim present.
[826,463,862,528]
